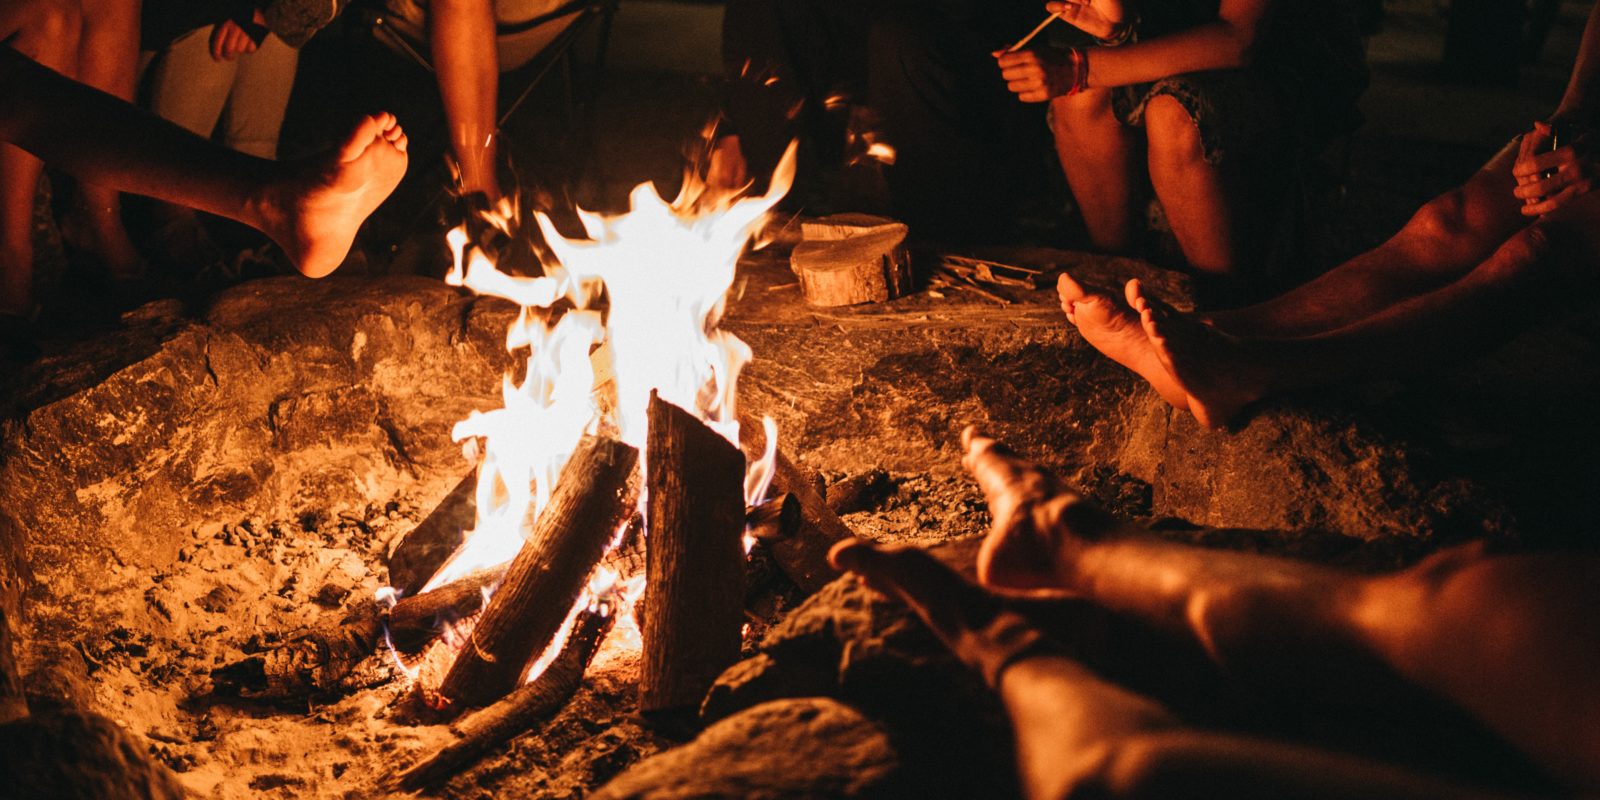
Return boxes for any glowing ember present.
[395,142,799,687]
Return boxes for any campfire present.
[200,142,860,790]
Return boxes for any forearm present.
[1085,21,1254,88]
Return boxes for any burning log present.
[640,393,748,713]
[394,605,616,791]
[387,470,478,596]
[435,435,638,709]
[767,451,856,594]
[791,215,912,307]
[212,567,505,701]
[745,492,800,543]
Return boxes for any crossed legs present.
[1056,138,1600,428]
[0,46,409,278]
[830,428,1600,797]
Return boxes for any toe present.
[340,114,384,162]
[1056,272,1087,304]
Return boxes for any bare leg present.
[829,539,1507,800]
[1,2,79,316]
[1130,187,1600,428]
[1049,89,1143,254]
[1203,131,1526,339]
[429,0,500,199]
[0,48,409,277]
[1142,95,1240,281]
[65,0,141,277]
[962,427,1600,792]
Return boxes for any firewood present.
[791,220,912,307]
[768,451,857,594]
[211,567,505,701]
[800,213,905,242]
[745,493,800,543]
[825,468,892,515]
[640,393,748,713]
[388,470,478,596]
[436,435,638,708]
[394,607,616,791]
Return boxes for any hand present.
[994,47,1083,103]
[1512,121,1596,217]
[209,12,265,61]
[1046,0,1127,41]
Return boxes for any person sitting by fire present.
[830,426,1600,798]
[995,0,1367,301]
[0,43,409,360]
[1052,0,1600,430]
[713,0,1052,243]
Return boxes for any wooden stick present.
[1006,11,1062,53]
[746,492,801,543]
[395,607,616,791]
[436,435,638,709]
[640,393,748,713]
[211,567,506,701]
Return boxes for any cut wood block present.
[800,213,905,242]
[791,222,913,307]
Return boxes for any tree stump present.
[791,215,912,307]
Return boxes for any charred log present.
[394,606,616,791]
[640,394,748,714]
[436,435,638,709]
[746,493,801,543]
[211,567,505,701]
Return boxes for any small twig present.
[1006,11,1063,53]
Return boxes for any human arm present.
[996,0,1272,102]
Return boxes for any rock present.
[590,698,900,799]
[0,277,516,609]
[0,709,188,800]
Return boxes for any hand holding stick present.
[1005,11,1064,53]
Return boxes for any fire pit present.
[0,162,1536,796]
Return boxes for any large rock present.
[590,698,900,799]
[0,277,515,603]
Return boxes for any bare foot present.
[961,426,1120,594]
[1128,279,1263,430]
[1058,273,1187,408]
[261,113,408,278]
[827,538,1049,688]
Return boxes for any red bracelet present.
[1066,47,1089,96]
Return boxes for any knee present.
[1047,90,1117,141]
[1143,94,1205,168]
[1404,187,1474,245]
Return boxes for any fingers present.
[1521,181,1590,217]
[1512,147,1569,179]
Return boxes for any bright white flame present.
[409,141,798,681]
